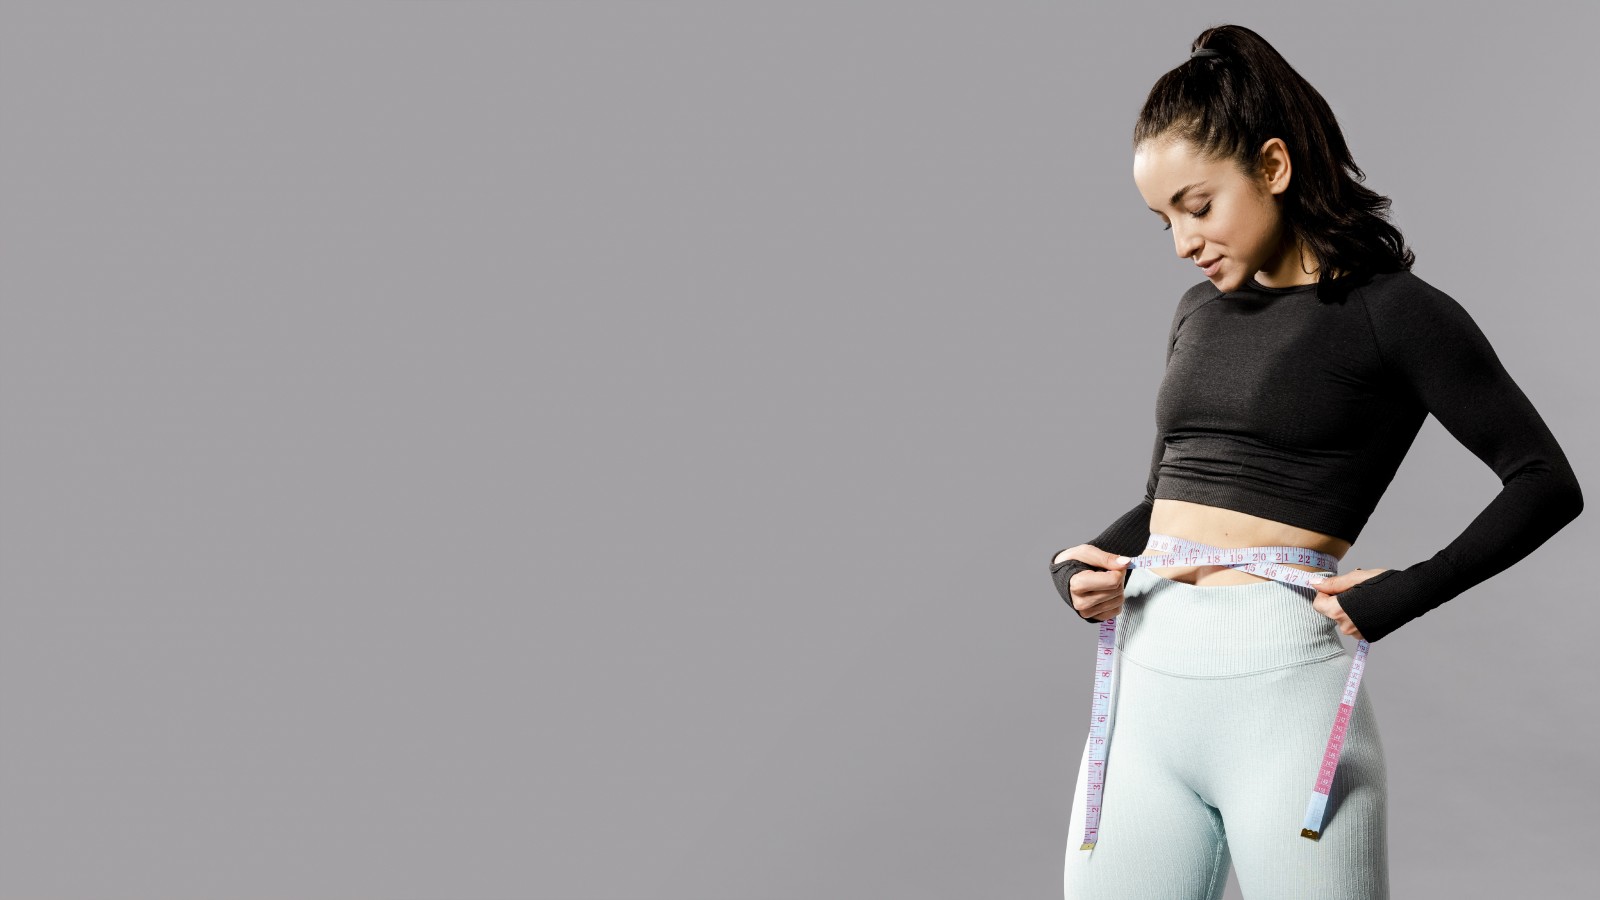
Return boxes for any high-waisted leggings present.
[1064,566,1389,900]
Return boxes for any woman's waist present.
[1145,499,1350,586]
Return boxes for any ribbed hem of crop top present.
[1049,269,1585,642]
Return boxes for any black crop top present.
[1050,268,1583,642]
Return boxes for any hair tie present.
[1191,48,1222,59]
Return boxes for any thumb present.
[1309,567,1361,592]
[1101,549,1133,570]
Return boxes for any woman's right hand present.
[1051,544,1133,623]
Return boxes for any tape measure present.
[1076,532,1369,851]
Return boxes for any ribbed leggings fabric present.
[1064,566,1389,900]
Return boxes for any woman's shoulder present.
[1358,266,1429,296]
[1168,279,1226,337]
[1353,267,1495,357]
[1179,277,1225,313]
[1183,278,1225,301]
[1354,267,1467,319]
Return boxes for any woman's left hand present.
[1307,568,1392,642]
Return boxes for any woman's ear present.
[1258,137,1292,195]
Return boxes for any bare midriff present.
[1143,499,1351,586]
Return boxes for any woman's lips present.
[1200,258,1222,277]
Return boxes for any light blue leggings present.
[1064,566,1389,900]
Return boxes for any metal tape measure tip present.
[1300,828,1321,841]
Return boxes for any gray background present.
[2,2,1594,898]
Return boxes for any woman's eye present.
[1160,204,1211,231]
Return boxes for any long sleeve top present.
[1049,268,1583,642]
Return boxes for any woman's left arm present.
[1330,276,1584,643]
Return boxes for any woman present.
[1049,25,1582,900]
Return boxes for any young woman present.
[1048,24,1583,900]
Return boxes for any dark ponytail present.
[1134,24,1415,291]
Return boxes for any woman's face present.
[1132,136,1311,291]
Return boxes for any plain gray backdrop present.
[3,2,1595,898]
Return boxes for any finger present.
[1071,583,1118,608]
[1076,596,1115,620]
[1074,582,1124,614]
[1314,595,1344,620]
[1074,591,1118,617]
[1073,569,1126,593]
[1091,569,1128,589]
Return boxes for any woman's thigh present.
[1064,657,1230,900]
[1202,653,1390,900]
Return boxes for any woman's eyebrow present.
[1147,181,1209,212]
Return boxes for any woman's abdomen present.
[1145,498,1351,586]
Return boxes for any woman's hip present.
[1114,565,1348,678]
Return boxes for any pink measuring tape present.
[1077,532,1368,851]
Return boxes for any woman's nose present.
[1172,226,1202,261]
